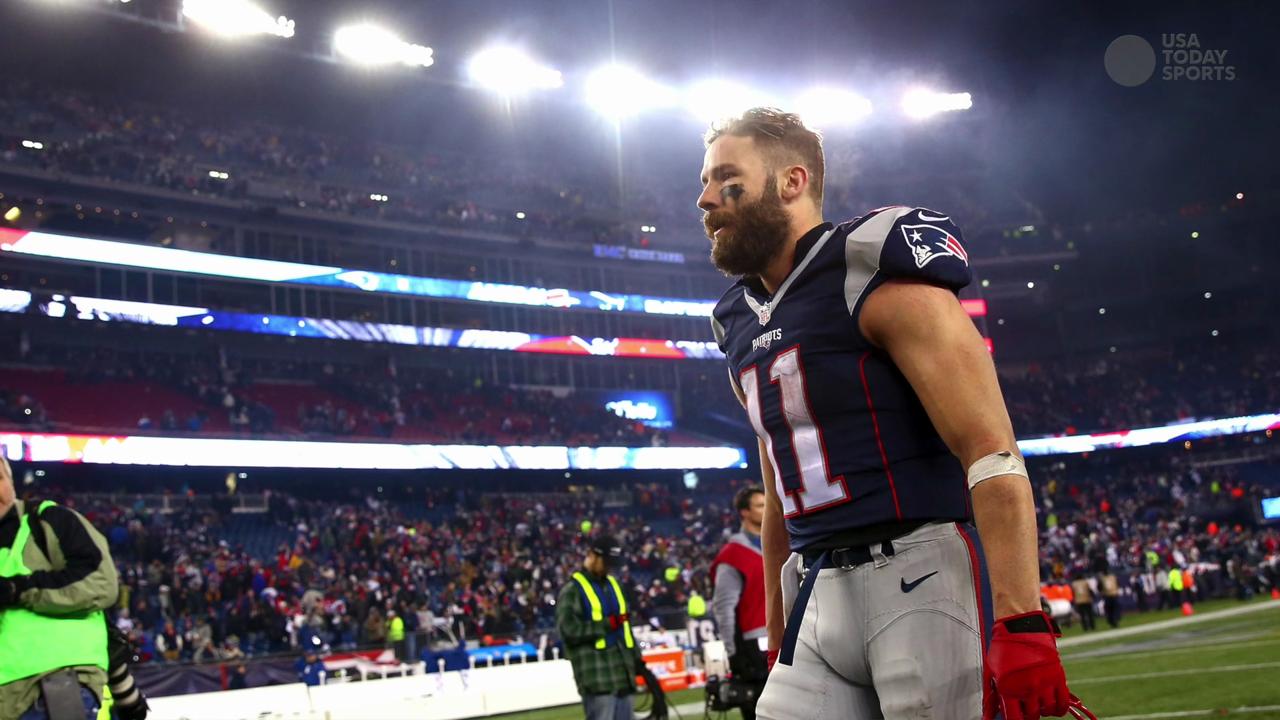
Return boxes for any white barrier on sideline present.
[147,660,582,720]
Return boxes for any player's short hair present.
[704,107,825,205]
[734,485,765,513]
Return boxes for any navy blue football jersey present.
[711,207,974,552]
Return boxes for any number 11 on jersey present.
[740,346,850,517]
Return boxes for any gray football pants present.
[756,522,992,720]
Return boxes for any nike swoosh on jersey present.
[900,571,940,593]
[916,211,951,222]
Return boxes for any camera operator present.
[0,458,120,720]
[710,486,768,720]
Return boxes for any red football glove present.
[983,611,1096,720]
[765,648,779,672]
[606,613,629,631]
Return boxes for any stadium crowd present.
[21,445,1275,667]
[67,478,742,665]
[0,84,667,251]
[998,343,1279,437]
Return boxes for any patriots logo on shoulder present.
[899,223,969,269]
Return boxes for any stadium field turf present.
[498,599,1280,720]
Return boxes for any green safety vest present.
[571,572,634,650]
[1169,569,1184,591]
[388,615,405,642]
[0,501,109,685]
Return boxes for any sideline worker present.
[1,458,120,720]
[556,534,640,720]
[710,486,767,720]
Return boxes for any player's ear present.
[779,164,808,202]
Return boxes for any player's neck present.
[760,215,825,294]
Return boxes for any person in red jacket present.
[711,485,768,720]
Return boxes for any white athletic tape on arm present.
[967,451,1028,490]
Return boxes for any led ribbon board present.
[0,229,988,319]
[0,229,716,316]
[1016,413,1280,456]
[0,289,724,360]
[1,413,1274,470]
[0,433,748,471]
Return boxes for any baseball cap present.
[589,534,623,565]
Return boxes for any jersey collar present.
[740,222,834,325]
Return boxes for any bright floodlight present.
[686,80,772,123]
[182,0,294,39]
[585,65,677,119]
[794,88,873,129]
[334,24,434,68]
[901,89,973,119]
[468,47,563,94]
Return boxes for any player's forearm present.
[761,495,789,650]
[971,473,1042,618]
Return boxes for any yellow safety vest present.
[0,500,109,685]
[688,592,707,618]
[97,686,113,720]
[571,572,634,650]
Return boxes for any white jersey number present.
[740,347,849,517]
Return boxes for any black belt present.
[804,518,930,556]
[801,539,896,569]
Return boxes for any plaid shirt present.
[556,573,639,696]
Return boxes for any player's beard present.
[705,176,791,278]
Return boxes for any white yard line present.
[1063,635,1280,661]
[1106,705,1280,720]
[1058,601,1280,648]
[1071,660,1280,685]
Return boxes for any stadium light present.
[334,24,434,68]
[181,0,295,39]
[686,80,772,123]
[901,88,973,119]
[467,47,563,94]
[794,88,872,129]
[585,64,677,119]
